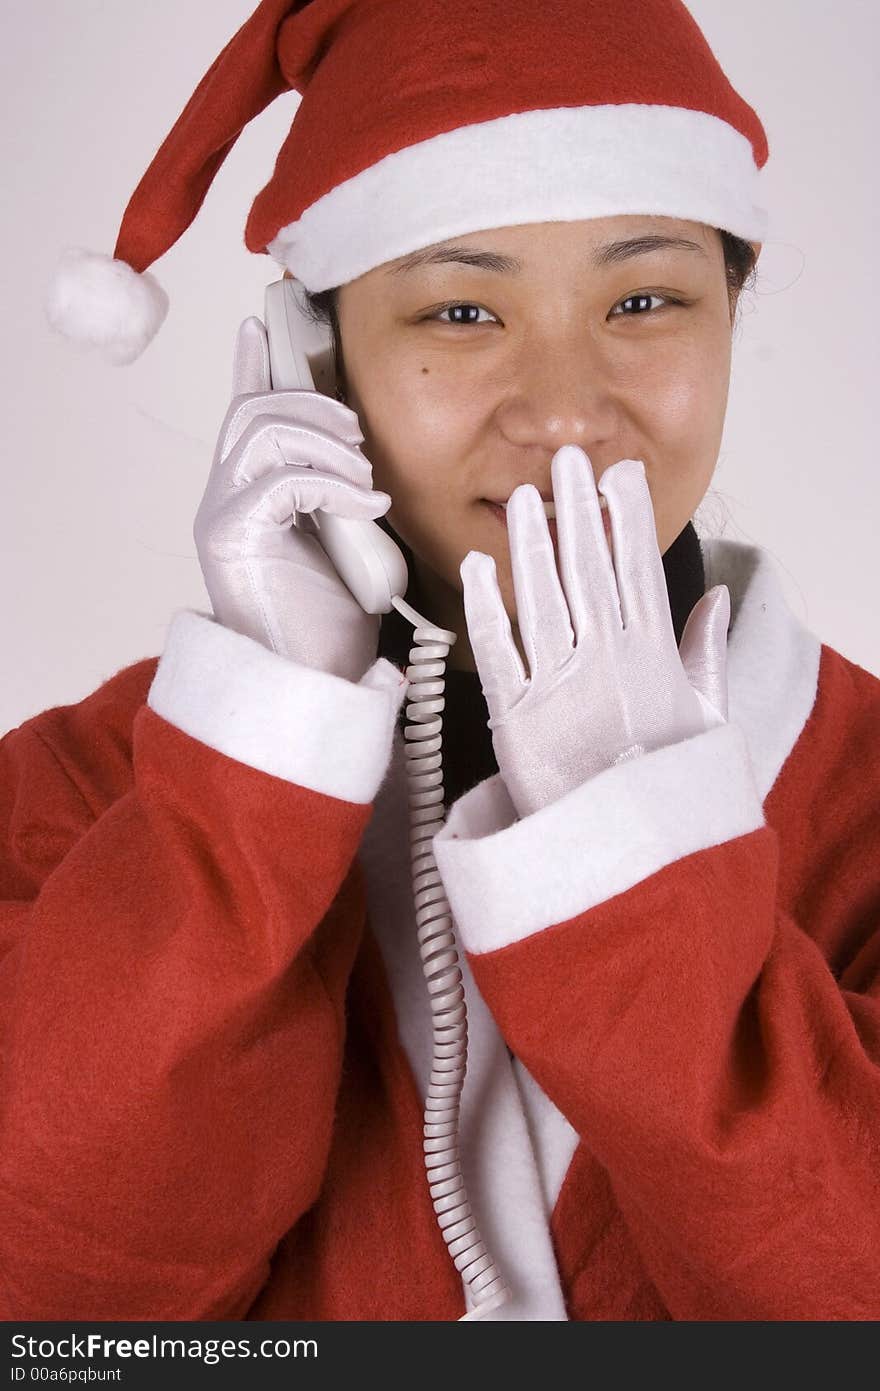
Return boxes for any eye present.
[424,293,685,327]
[610,293,680,317]
[428,302,499,326]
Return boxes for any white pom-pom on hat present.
[44,247,169,366]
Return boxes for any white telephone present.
[263,276,408,614]
[262,274,510,1322]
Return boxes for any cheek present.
[646,338,728,441]
[356,362,477,503]
[648,333,730,449]
[349,363,483,575]
[631,338,731,550]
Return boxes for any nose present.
[496,325,616,462]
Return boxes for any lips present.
[484,499,612,544]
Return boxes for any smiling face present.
[335,215,752,671]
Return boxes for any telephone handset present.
[263,276,408,614]
[261,273,510,1322]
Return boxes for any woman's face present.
[336,215,752,669]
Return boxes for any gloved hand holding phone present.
[194,316,392,685]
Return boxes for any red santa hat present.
[45,0,769,366]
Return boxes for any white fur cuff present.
[147,610,408,804]
[433,721,766,955]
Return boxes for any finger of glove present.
[597,459,670,632]
[460,550,528,722]
[505,483,575,677]
[679,584,730,722]
[216,467,391,539]
[221,414,375,493]
[231,316,271,397]
[550,445,619,643]
[218,388,365,463]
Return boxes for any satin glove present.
[194,316,393,685]
[460,445,731,819]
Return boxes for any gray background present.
[2,0,877,733]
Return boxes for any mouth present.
[482,497,612,546]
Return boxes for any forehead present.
[382,216,715,277]
[436,215,711,250]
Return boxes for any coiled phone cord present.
[390,594,511,1321]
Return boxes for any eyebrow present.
[387,234,709,275]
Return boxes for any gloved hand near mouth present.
[460,445,731,820]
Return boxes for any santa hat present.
[45,0,769,366]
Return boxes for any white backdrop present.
[2,0,877,734]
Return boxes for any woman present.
[6,0,879,1321]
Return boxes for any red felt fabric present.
[1,642,877,1320]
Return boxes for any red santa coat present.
[1,536,878,1321]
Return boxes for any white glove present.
[460,445,731,819]
[194,316,393,684]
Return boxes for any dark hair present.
[718,226,760,312]
[301,227,759,400]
